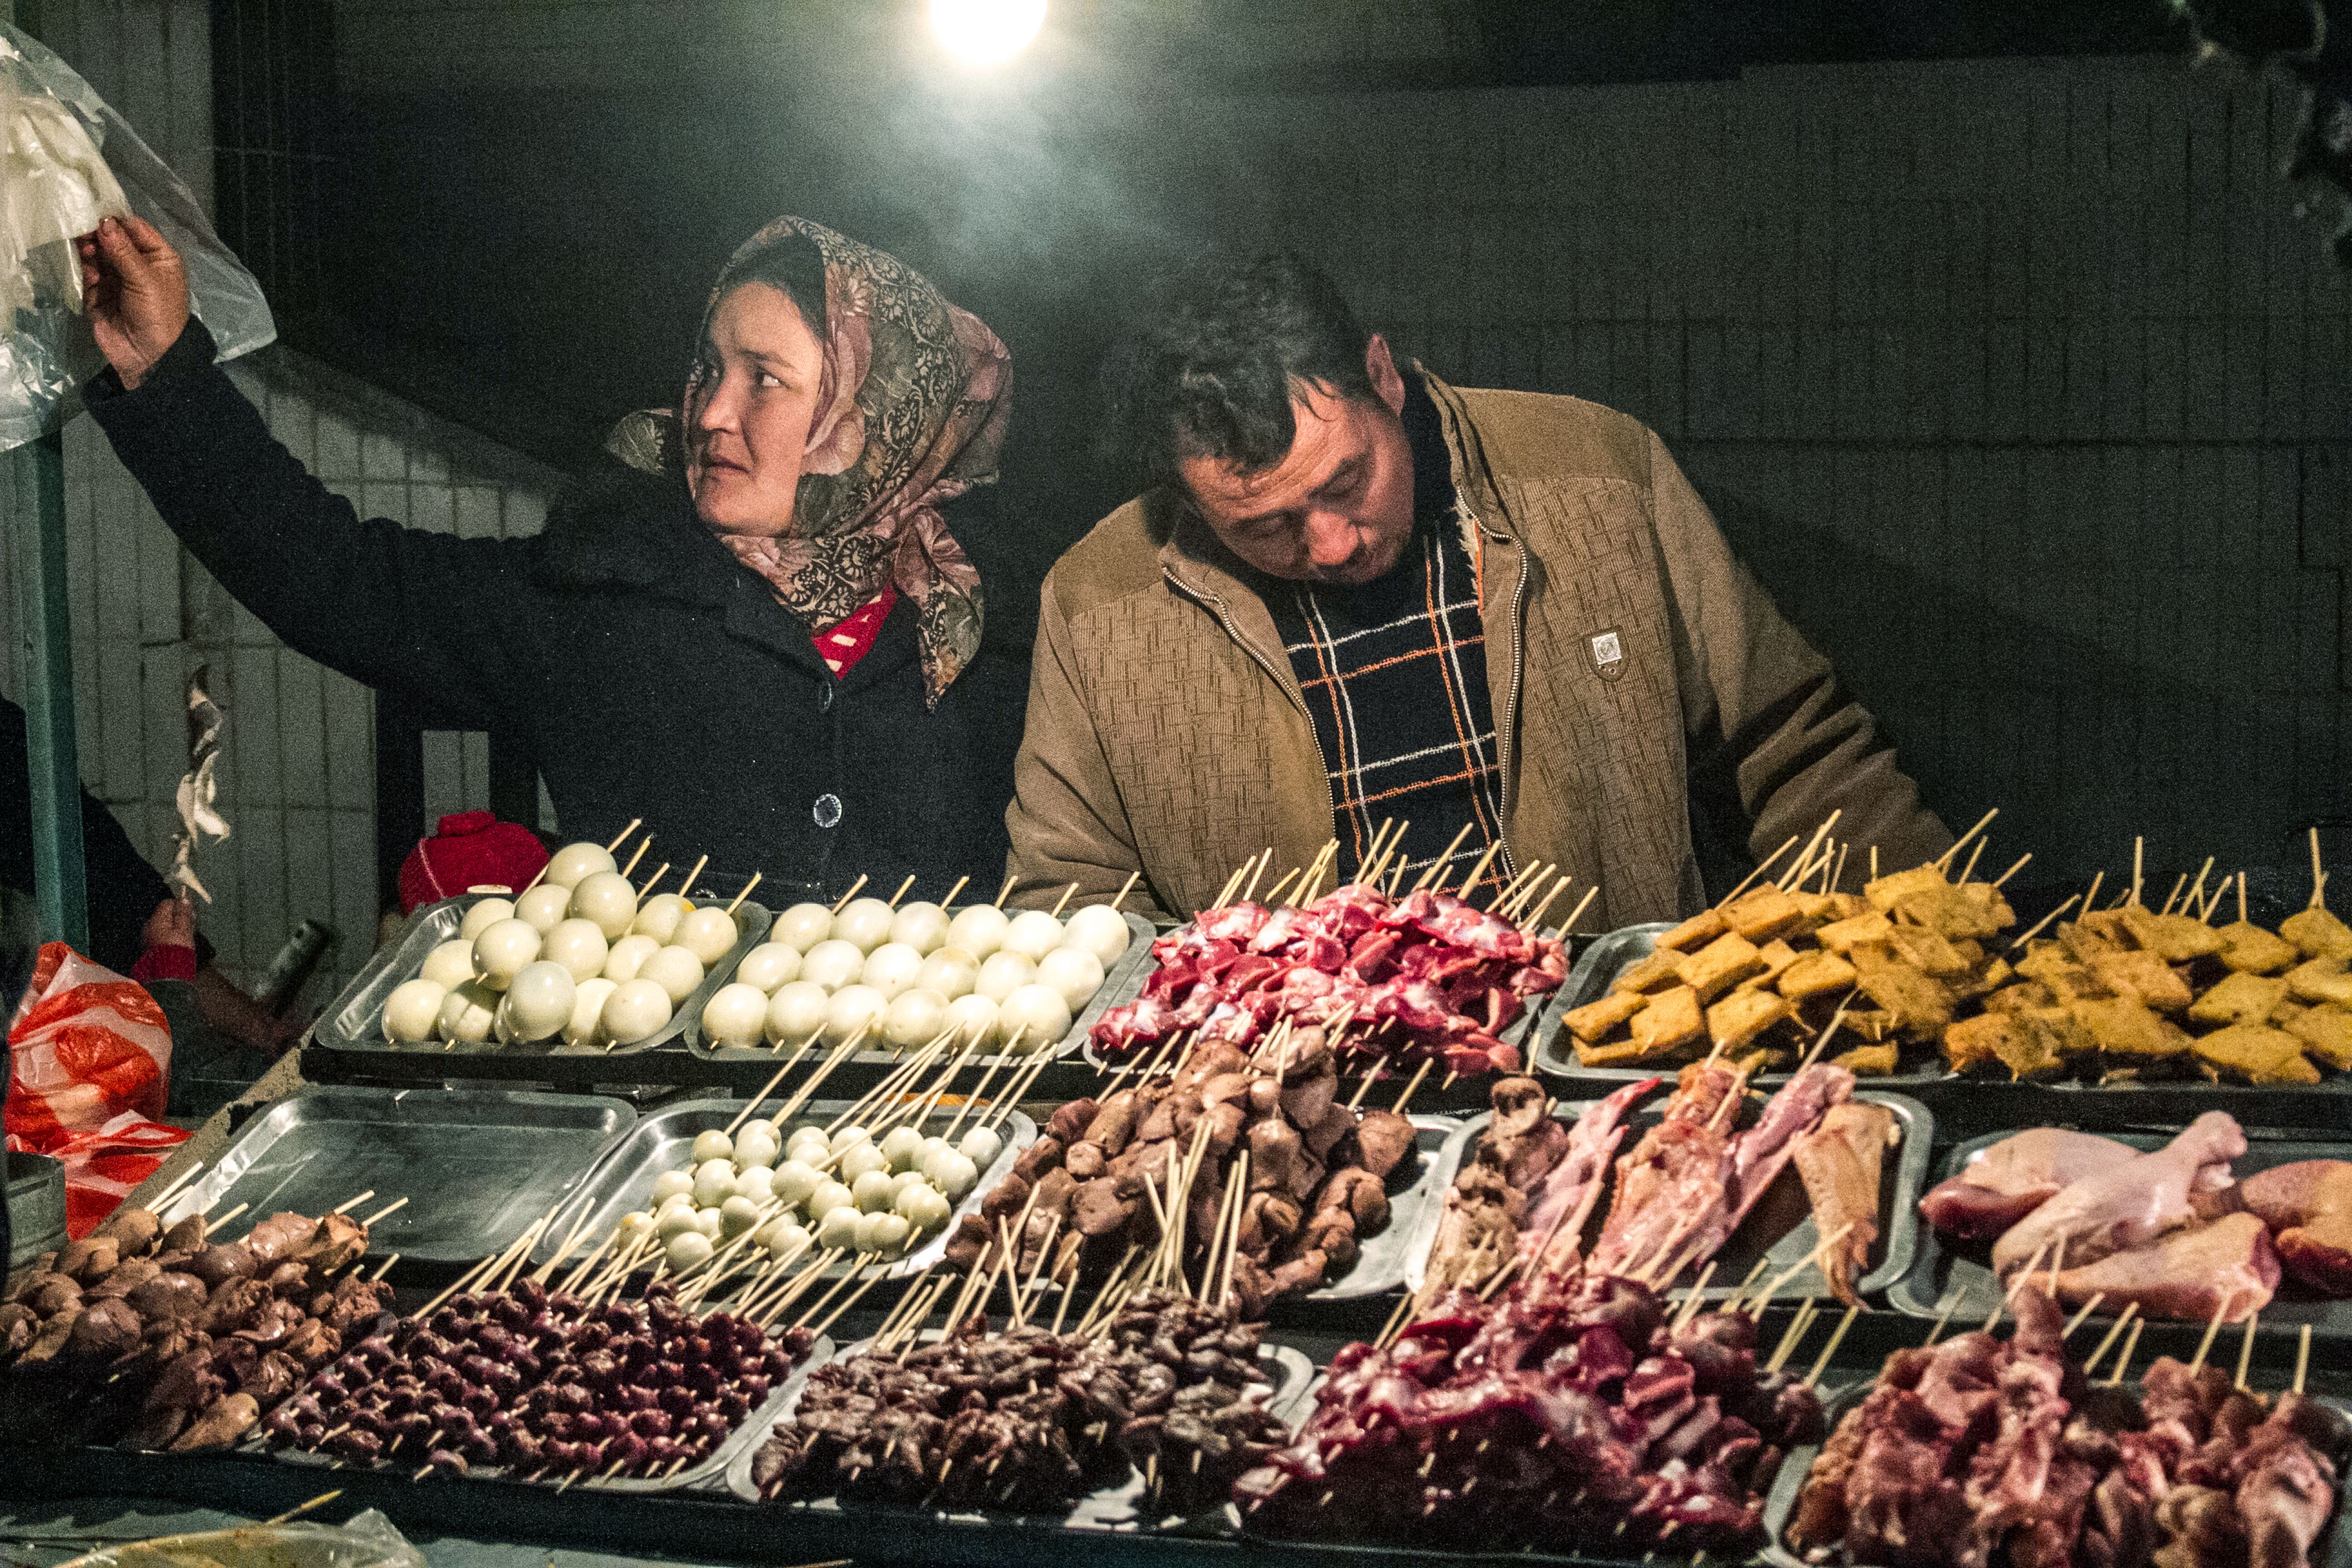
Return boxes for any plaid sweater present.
[1269,376,1507,897]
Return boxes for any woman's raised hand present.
[76,213,190,391]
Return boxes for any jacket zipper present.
[1459,485,1524,888]
[1161,567,1340,862]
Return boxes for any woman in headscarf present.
[76,214,1027,899]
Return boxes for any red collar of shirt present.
[812,583,899,678]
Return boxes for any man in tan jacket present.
[1005,255,1947,926]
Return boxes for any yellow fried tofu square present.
[1893,883,2008,941]
[1984,980,2056,1014]
[2282,907,2352,961]
[1576,1034,1680,1068]
[1677,931,1766,1001]
[2192,1023,2321,1085]
[1831,1041,1901,1076]
[1789,892,1838,926]
[1723,886,1808,943]
[1953,952,2011,1001]
[2060,920,2123,965]
[2015,946,2109,1000]
[2076,909,2137,945]
[1610,947,1687,995]
[1629,985,1705,1056]
[1656,908,1727,952]
[1817,910,1896,955]
[2024,1004,2099,1062]
[1561,989,1648,1043]
[1777,949,1858,1002]
[1848,944,1956,1034]
[1864,865,1951,913]
[2215,920,2301,975]
[2188,971,2292,1028]
[2287,957,2352,1007]
[2089,949,2194,1013]
[2117,908,2227,962]
[2072,998,2192,1061]
[1944,1012,2029,1073]
[1751,939,1800,988]
[1708,986,1792,1052]
[1887,923,1971,979]
[2285,1005,2352,1071]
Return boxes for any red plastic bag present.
[7,941,189,1236]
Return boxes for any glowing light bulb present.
[930,0,1046,64]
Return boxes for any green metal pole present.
[14,426,89,950]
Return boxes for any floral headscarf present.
[610,217,1011,704]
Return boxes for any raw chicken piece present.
[1792,1100,1897,1307]
[1918,1128,2135,1240]
[1993,1112,2246,1279]
[2046,1212,2279,1324]
[2239,1159,2352,1295]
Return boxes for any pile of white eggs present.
[696,893,1134,1057]
[609,1116,1009,1273]
[378,839,743,1050]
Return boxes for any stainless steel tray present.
[261,1333,835,1497]
[544,1096,1036,1280]
[1080,921,1569,1077]
[688,910,1156,1075]
[724,1332,1314,1529]
[1760,1379,2352,1568]
[1404,1089,1931,1302]
[313,890,773,1059]
[1535,921,1958,1088]
[1892,1123,2352,1336]
[7,1151,66,1270]
[1308,1115,1460,1301]
[159,1085,635,1263]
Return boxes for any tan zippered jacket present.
[1002,370,1950,926]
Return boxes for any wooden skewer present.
[883,874,917,909]
[1050,882,1080,918]
[606,818,643,853]
[2062,1293,2107,1338]
[1261,867,1302,907]
[1390,1059,1434,1116]
[1414,825,1478,893]
[2238,871,2251,926]
[1765,1296,1818,1373]
[1804,1304,1860,1388]
[635,861,671,900]
[2234,1312,2260,1390]
[1749,1223,1856,1320]
[2313,826,2327,909]
[2157,873,2189,917]
[1106,870,1142,911]
[2008,894,2079,952]
[200,1203,247,1237]
[2130,835,2146,907]
[1724,1256,1772,1315]
[1955,838,1988,887]
[1781,812,1844,892]
[830,874,869,914]
[2296,1322,2312,1394]
[2106,1318,2146,1387]
[1992,852,2032,889]
[1713,835,1802,909]
[725,1061,801,1135]
[1935,808,2000,873]
[992,871,1018,909]
[1241,850,1274,904]
[2080,1302,2138,1379]
[362,1197,411,1227]
[2188,1296,2230,1374]
[1454,841,1504,898]
[724,874,765,916]
[1922,1292,1960,1348]
[370,1253,401,1282]
[331,1190,377,1215]
[671,854,708,899]
[1552,884,1601,936]
[939,874,971,909]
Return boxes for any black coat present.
[87,318,1028,902]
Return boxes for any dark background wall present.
[208,0,2347,895]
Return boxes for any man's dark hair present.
[1101,253,1377,495]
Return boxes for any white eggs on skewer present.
[944,993,1000,1048]
[765,981,830,1046]
[564,978,616,1047]
[676,906,739,965]
[471,918,541,991]
[665,1230,714,1271]
[603,933,659,983]
[1035,946,1105,1011]
[692,1129,734,1165]
[880,1126,926,1172]
[700,982,768,1048]
[975,951,1035,1003]
[913,947,980,1000]
[650,1170,694,1205]
[733,942,802,993]
[824,984,887,1045]
[460,898,515,941]
[540,918,610,981]
[958,1125,1003,1168]
[799,939,866,992]
[773,903,834,952]
[1063,904,1133,967]
[514,883,575,935]
[630,893,692,944]
[504,961,577,1040]
[436,981,498,1044]
[815,1206,861,1250]
[382,978,446,1043]
[998,983,1073,1052]
[420,938,476,991]
[944,904,1008,959]
[1002,909,1065,963]
[882,987,949,1048]
[859,942,924,1000]
[599,978,673,1044]
[832,897,897,954]
[896,1183,952,1232]
[887,901,950,955]
[543,840,617,890]
[569,871,640,940]
[639,944,706,1005]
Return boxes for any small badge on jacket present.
[1588,628,1626,682]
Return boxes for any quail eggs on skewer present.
[603,933,659,983]
[513,882,575,935]
[675,906,739,965]
[471,918,541,991]
[773,902,834,952]
[1062,903,1133,966]
[382,978,446,1043]
[459,898,515,942]
[542,840,618,890]
[630,892,693,944]
[887,901,951,955]
[1002,909,1065,963]
[569,871,640,941]
[420,938,476,991]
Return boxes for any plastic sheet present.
[0,24,273,450]
[57,1508,428,1568]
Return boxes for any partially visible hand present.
[76,213,189,390]
[192,967,304,1057]
[142,894,195,952]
